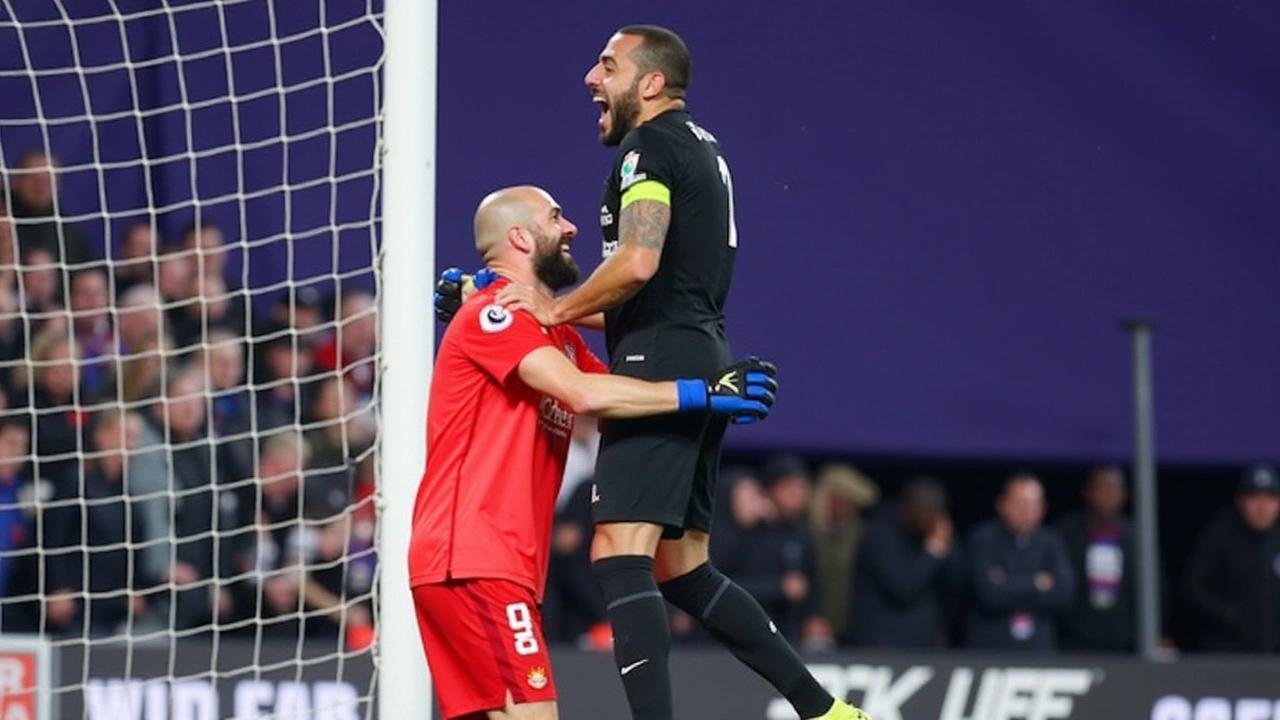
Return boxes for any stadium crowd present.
[2,149,1278,658]
[548,429,1280,656]
[0,150,376,645]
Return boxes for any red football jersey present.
[408,280,608,601]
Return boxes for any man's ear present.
[639,70,667,101]
[507,226,533,254]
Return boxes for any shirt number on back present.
[716,156,739,248]
[506,602,540,656]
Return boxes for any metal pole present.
[380,0,437,713]
[1123,318,1162,661]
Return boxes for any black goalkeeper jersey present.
[600,109,737,378]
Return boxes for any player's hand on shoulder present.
[494,282,557,326]
[675,356,779,425]
[434,267,497,323]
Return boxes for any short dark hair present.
[617,25,692,99]
[1003,470,1042,495]
[902,476,948,513]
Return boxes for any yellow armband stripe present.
[620,180,671,210]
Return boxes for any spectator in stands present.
[1055,465,1139,653]
[268,285,327,344]
[179,219,235,286]
[686,468,771,644]
[1181,464,1280,653]
[559,416,599,511]
[538,419,602,643]
[304,377,371,517]
[963,473,1075,653]
[849,476,962,648]
[252,325,318,430]
[303,513,374,649]
[765,455,833,648]
[5,150,92,266]
[807,462,879,642]
[114,332,170,403]
[169,272,247,349]
[137,366,230,630]
[19,329,83,483]
[543,478,607,645]
[118,400,170,624]
[157,245,191,307]
[0,416,31,599]
[313,288,376,400]
[0,207,25,367]
[69,268,114,397]
[158,246,193,347]
[116,284,166,357]
[0,198,13,270]
[114,220,160,298]
[227,430,310,638]
[715,455,827,647]
[17,246,62,325]
[200,329,254,485]
[42,408,151,636]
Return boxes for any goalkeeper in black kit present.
[440,24,868,720]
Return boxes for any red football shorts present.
[413,579,557,719]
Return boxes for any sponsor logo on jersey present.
[766,664,1097,720]
[602,239,619,258]
[479,304,513,333]
[600,204,614,228]
[538,396,573,439]
[527,666,549,690]
[620,150,646,190]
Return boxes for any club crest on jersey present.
[479,303,513,333]
[620,150,646,190]
[527,666,548,690]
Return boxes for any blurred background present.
[0,0,1277,717]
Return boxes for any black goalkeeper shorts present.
[591,411,729,538]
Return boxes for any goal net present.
[0,2,387,718]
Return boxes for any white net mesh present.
[0,1,384,717]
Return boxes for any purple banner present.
[3,1,1276,461]
[438,0,1280,462]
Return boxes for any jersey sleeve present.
[617,124,679,202]
[455,300,555,386]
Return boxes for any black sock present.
[661,562,833,719]
[592,555,673,720]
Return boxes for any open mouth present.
[592,95,609,127]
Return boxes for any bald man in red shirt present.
[409,185,777,720]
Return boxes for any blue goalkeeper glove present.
[676,357,778,425]
[434,267,499,323]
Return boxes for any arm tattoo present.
[619,199,670,252]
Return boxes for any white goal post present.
[377,0,436,714]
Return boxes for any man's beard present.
[533,235,580,291]
[600,81,642,147]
